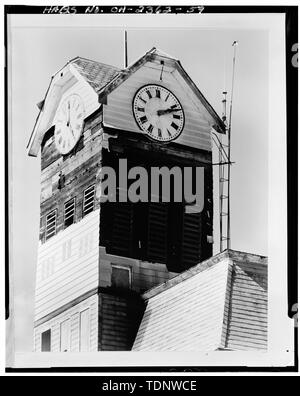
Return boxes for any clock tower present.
[28,48,225,352]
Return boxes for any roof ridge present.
[151,47,179,60]
[227,248,267,261]
[70,55,121,71]
[142,249,267,300]
[142,250,229,300]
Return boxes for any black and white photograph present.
[4,4,298,375]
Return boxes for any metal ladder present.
[213,41,238,252]
[218,132,230,252]
[212,91,231,252]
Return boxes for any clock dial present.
[54,94,85,155]
[133,85,184,142]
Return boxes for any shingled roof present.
[71,57,120,93]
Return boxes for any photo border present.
[4,4,298,373]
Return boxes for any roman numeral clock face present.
[54,94,85,155]
[133,85,185,142]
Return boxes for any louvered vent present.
[45,210,57,241]
[83,185,95,216]
[64,198,76,228]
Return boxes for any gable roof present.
[98,47,225,134]
[27,48,225,156]
[132,249,267,352]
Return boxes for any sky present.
[8,13,269,353]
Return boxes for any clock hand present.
[157,108,181,116]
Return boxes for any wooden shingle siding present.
[35,210,100,321]
[132,260,229,351]
[103,63,212,152]
[34,294,98,352]
[224,261,268,351]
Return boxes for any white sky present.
[7,12,291,362]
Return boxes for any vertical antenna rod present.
[227,40,238,250]
[124,30,128,68]
[219,90,227,252]
[222,91,228,124]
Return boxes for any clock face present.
[133,85,185,142]
[54,94,85,154]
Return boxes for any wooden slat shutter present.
[100,202,134,257]
[167,204,183,272]
[181,210,202,270]
[147,203,168,263]
[112,203,134,256]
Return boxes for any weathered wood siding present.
[132,260,229,351]
[223,260,268,351]
[34,293,98,352]
[39,110,103,241]
[35,209,100,321]
[104,62,213,152]
[98,292,144,351]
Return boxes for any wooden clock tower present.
[27,48,225,352]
